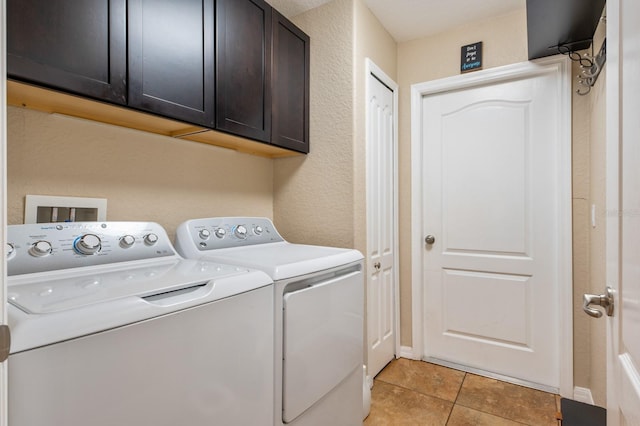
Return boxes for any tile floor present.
[364,358,561,426]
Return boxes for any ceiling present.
[266,0,526,42]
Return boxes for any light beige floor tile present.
[456,374,558,426]
[447,405,525,426]
[375,358,465,402]
[364,380,453,426]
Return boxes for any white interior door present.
[606,1,640,424]
[365,59,398,380]
[416,59,572,391]
[1,1,9,425]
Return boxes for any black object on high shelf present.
[526,0,606,60]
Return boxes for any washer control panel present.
[175,217,284,254]
[7,222,177,275]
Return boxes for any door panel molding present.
[410,57,573,396]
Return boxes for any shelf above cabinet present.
[7,81,301,159]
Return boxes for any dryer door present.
[282,269,363,423]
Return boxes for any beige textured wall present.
[572,56,592,394]
[273,0,355,247]
[570,21,607,406]
[588,20,608,407]
[7,107,274,238]
[589,65,607,407]
[396,9,528,345]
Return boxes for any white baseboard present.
[398,346,420,360]
[573,387,595,405]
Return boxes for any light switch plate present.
[24,195,107,224]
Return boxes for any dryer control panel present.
[175,217,284,255]
[7,222,178,275]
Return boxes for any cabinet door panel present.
[272,11,310,153]
[216,0,272,142]
[7,0,127,104]
[128,0,214,127]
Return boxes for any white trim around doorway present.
[409,56,574,397]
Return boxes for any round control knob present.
[29,240,53,257]
[74,234,102,255]
[199,229,211,240]
[144,233,159,246]
[254,226,263,236]
[7,243,15,258]
[234,225,248,239]
[120,235,136,248]
[214,228,226,239]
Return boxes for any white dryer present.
[6,221,274,426]
[175,217,364,426]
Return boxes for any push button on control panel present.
[233,225,248,240]
[120,235,136,248]
[6,243,15,259]
[144,233,159,246]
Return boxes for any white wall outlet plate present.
[24,195,107,224]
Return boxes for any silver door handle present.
[425,235,435,245]
[583,286,614,318]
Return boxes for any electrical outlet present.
[24,195,107,224]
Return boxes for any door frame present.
[409,57,574,397]
[1,0,9,424]
[606,0,640,423]
[364,57,400,378]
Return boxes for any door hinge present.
[0,325,11,363]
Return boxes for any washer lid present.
[198,242,364,281]
[8,259,264,314]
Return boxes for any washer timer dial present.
[74,234,102,255]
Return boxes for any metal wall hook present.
[554,38,606,96]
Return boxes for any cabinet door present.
[7,0,127,104]
[216,0,272,142]
[128,0,215,127]
[272,11,310,153]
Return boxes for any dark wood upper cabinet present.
[7,0,127,104]
[272,11,310,153]
[128,0,215,127]
[216,0,272,142]
[7,0,310,156]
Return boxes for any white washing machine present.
[175,217,364,426]
[6,221,274,426]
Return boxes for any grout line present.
[444,372,466,425]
